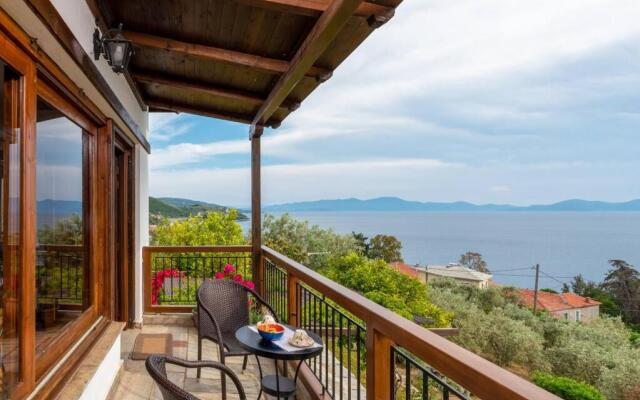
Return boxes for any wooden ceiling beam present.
[124,30,331,79]
[252,0,364,127]
[132,71,300,111]
[236,0,391,18]
[147,99,281,128]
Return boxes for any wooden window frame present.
[0,25,37,400]
[33,79,102,380]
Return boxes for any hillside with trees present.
[149,196,248,224]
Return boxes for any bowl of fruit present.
[256,322,285,342]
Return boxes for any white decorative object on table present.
[288,329,315,348]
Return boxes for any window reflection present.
[35,99,89,358]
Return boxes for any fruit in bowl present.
[257,322,284,341]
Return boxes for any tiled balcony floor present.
[108,321,293,400]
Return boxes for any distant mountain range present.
[263,197,640,212]
[150,197,248,220]
[37,199,82,215]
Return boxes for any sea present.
[241,212,640,290]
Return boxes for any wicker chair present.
[145,355,246,400]
[196,279,278,396]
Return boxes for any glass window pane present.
[0,64,22,396]
[35,99,89,358]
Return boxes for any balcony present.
[105,245,560,400]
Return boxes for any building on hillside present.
[389,261,419,279]
[422,263,492,289]
[518,289,601,322]
[390,262,493,289]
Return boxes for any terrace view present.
[1,1,639,400]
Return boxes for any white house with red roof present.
[518,289,601,322]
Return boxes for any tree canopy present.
[322,253,452,327]
[368,234,403,262]
[458,251,489,273]
[262,214,358,270]
[602,259,640,324]
[38,214,83,245]
[151,209,245,246]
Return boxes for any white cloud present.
[491,185,512,194]
[149,113,195,141]
[150,158,463,205]
[150,139,250,169]
[148,1,640,204]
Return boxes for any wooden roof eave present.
[88,0,399,133]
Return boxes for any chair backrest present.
[145,355,198,400]
[196,279,250,340]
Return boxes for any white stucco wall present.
[134,145,150,324]
[78,332,122,400]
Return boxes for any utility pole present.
[532,264,540,314]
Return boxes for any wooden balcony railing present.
[143,245,560,400]
[36,244,85,304]
[142,245,252,313]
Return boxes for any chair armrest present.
[163,356,246,399]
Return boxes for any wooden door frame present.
[112,125,135,326]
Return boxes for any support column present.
[251,125,264,295]
[366,326,393,400]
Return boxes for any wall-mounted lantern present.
[93,23,134,74]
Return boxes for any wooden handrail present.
[261,245,559,400]
[143,245,251,253]
[37,244,83,252]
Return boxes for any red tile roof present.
[389,262,418,278]
[518,289,601,312]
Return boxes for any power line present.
[539,269,567,286]
[490,266,535,273]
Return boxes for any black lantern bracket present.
[93,23,134,74]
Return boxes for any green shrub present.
[532,372,604,400]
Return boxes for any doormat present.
[130,333,173,360]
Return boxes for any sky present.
[148,0,640,208]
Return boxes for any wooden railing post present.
[366,326,394,400]
[287,273,299,326]
[142,247,151,313]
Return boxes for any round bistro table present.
[235,325,323,399]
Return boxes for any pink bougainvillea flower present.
[232,274,243,282]
[243,280,255,290]
[214,271,225,280]
[224,264,236,275]
[151,269,184,305]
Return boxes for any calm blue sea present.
[242,212,640,290]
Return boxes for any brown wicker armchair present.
[196,279,278,394]
[145,355,246,400]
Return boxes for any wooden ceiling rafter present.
[132,71,301,111]
[235,0,391,19]
[147,98,281,128]
[124,30,332,80]
[252,0,365,129]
